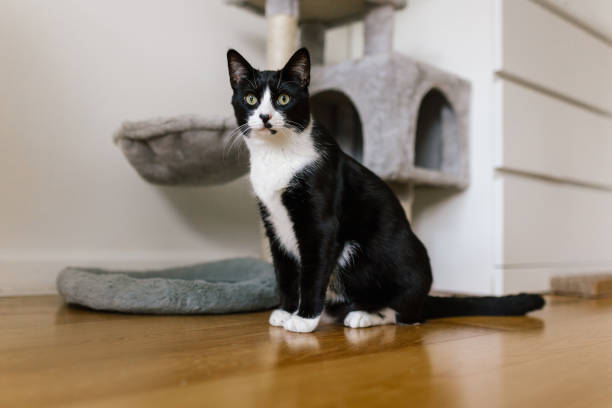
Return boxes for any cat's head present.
[227,48,311,138]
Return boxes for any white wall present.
[0,0,267,295]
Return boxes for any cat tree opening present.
[311,90,364,162]
[414,88,458,172]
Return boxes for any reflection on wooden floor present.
[1,295,611,407]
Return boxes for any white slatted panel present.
[497,80,612,188]
[501,264,612,294]
[499,0,612,113]
[536,0,612,43]
[499,174,612,266]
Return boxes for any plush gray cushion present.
[114,115,249,186]
[56,258,279,314]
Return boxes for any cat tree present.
[59,0,471,315]
[116,0,469,204]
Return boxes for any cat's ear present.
[281,47,310,87]
[227,49,254,89]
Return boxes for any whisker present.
[223,124,250,160]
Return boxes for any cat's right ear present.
[227,49,253,90]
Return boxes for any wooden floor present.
[1,296,611,407]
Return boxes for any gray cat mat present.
[56,258,279,314]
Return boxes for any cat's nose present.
[259,113,270,123]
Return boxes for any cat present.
[226,47,544,333]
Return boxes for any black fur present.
[227,48,545,326]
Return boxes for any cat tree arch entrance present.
[414,88,459,173]
[311,90,363,162]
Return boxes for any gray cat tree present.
[116,0,469,215]
[58,0,470,314]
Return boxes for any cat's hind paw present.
[344,309,397,328]
[344,311,378,328]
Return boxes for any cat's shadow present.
[153,176,261,250]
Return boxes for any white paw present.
[344,311,378,328]
[283,314,321,333]
[269,309,292,327]
[343,309,397,328]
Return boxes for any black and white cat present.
[227,48,544,333]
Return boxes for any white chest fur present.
[245,123,319,261]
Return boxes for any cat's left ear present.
[282,47,310,88]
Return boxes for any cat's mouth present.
[253,125,277,135]
[264,122,278,134]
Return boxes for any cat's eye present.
[277,94,291,106]
[244,93,258,105]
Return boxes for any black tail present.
[423,293,545,319]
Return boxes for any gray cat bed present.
[56,258,279,314]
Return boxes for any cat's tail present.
[423,293,545,319]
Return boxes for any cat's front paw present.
[283,314,320,333]
[269,309,293,327]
